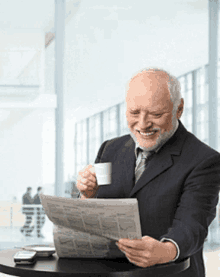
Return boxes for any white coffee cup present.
[94,162,112,185]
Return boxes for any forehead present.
[126,71,172,109]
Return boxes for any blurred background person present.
[20,187,34,237]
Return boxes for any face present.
[126,71,183,151]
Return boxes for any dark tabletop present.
[0,248,190,277]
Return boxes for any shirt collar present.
[134,121,179,159]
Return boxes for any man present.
[20,187,34,236]
[33,186,45,238]
[76,68,220,276]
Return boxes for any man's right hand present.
[76,165,98,199]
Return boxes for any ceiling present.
[0,0,218,124]
[0,0,81,128]
[0,0,81,31]
[63,0,215,121]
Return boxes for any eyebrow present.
[129,108,167,113]
[150,110,165,114]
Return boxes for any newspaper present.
[40,194,142,258]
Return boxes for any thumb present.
[88,165,96,175]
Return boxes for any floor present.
[204,249,220,276]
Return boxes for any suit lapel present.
[128,121,188,197]
[128,151,173,197]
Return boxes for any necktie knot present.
[135,149,154,183]
[139,149,154,159]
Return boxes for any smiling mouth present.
[137,130,158,136]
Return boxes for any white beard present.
[129,116,179,152]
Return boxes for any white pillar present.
[54,0,66,197]
[208,0,219,150]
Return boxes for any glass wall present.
[0,0,55,250]
[195,66,209,144]
[119,102,130,136]
[75,119,88,175]
[178,73,193,132]
[218,62,220,148]
[74,63,220,172]
[103,106,118,141]
[88,114,101,164]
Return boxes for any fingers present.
[79,165,97,183]
[77,181,97,199]
[77,178,97,192]
[118,236,156,250]
[87,164,96,176]
[116,237,164,268]
[77,165,98,198]
[125,254,145,267]
[82,170,97,183]
[126,255,154,268]
[117,243,145,258]
[116,241,155,268]
[80,177,96,189]
[116,242,149,268]
[118,238,145,250]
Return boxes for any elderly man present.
[77,68,220,276]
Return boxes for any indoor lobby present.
[0,0,220,276]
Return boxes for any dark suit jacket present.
[22,192,33,205]
[22,192,33,214]
[33,194,41,204]
[94,121,220,277]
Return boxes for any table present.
[0,248,190,277]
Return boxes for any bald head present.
[126,68,182,112]
[127,70,171,108]
[125,68,184,150]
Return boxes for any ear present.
[176,98,184,119]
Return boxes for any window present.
[88,114,101,164]
[103,106,118,141]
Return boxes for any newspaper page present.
[40,194,142,258]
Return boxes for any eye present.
[153,113,163,117]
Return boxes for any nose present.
[138,113,152,129]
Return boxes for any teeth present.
[140,131,155,136]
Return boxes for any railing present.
[20,204,46,238]
[0,84,40,98]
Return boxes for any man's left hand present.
[116,236,177,268]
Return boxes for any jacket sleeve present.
[160,153,220,261]
[94,140,110,163]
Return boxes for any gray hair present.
[126,67,182,112]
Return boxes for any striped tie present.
[135,149,153,183]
